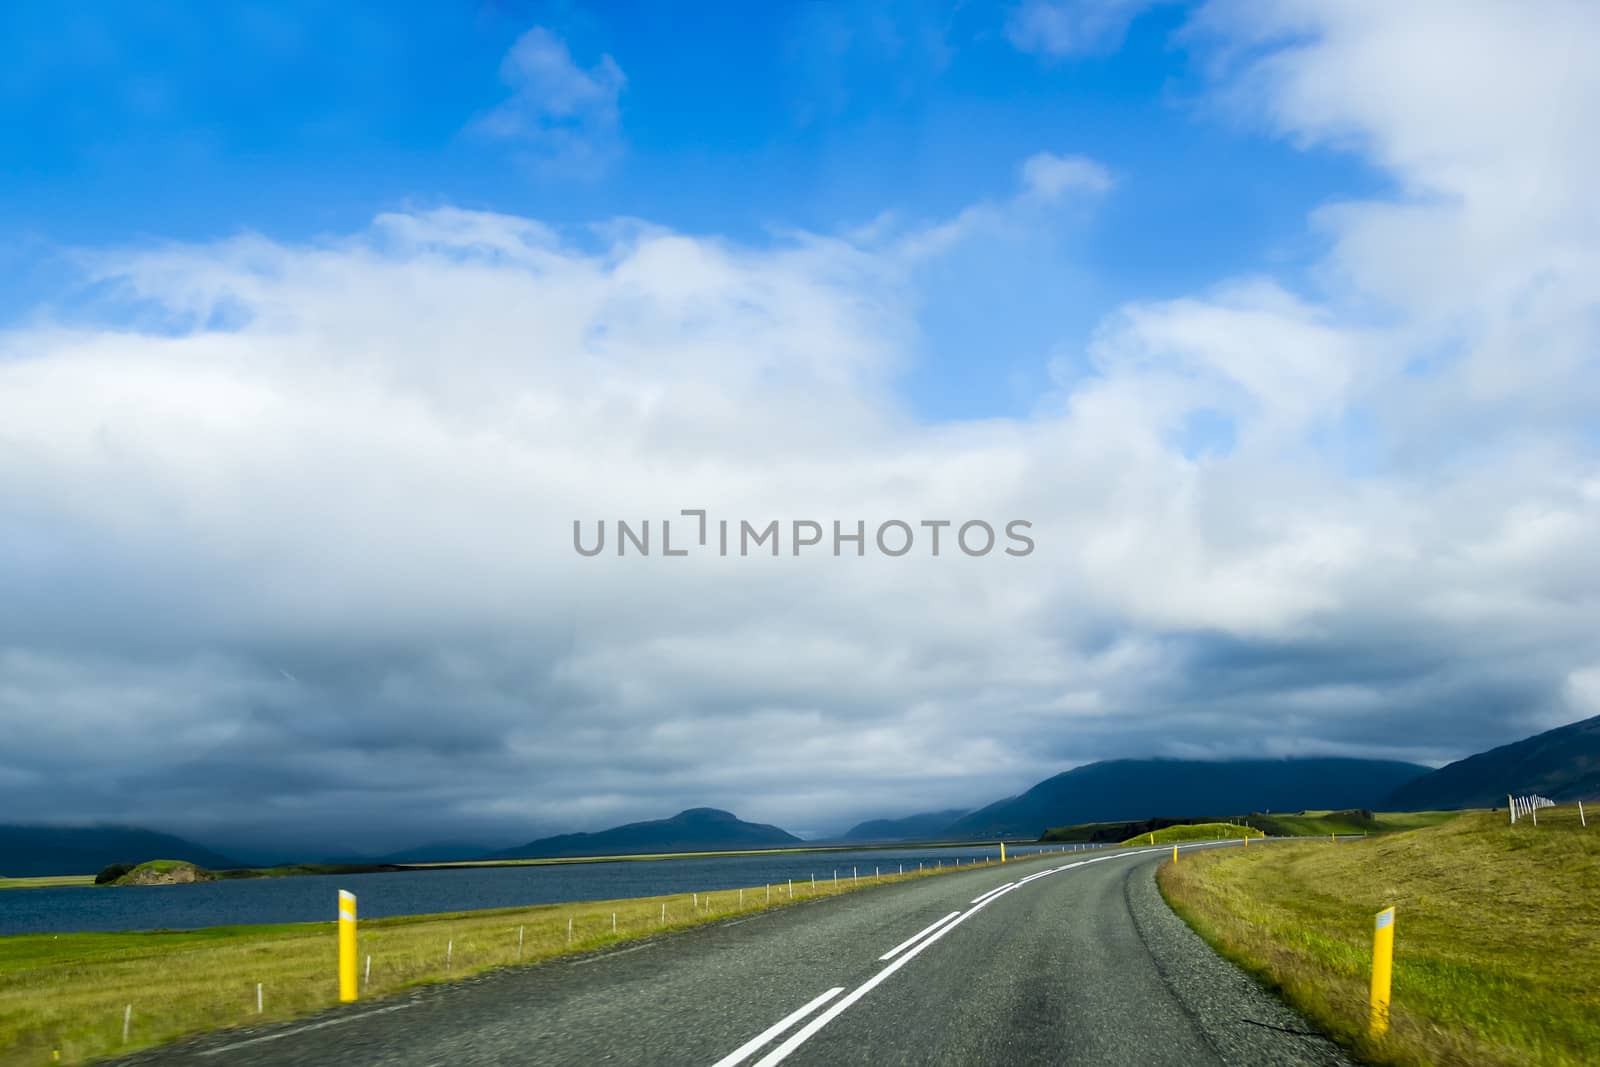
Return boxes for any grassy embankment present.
[1041,809,1447,845]
[1244,809,1459,837]
[1121,822,1264,845]
[0,853,1016,1065]
[0,876,94,891]
[1160,806,1599,1066]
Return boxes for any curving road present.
[123,842,1352,1066]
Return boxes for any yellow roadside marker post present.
[1000,841,1006,863]
[1172,844,1177,864]
[1370,907,1395,1037]
[338,890,358,1002]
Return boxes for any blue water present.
[0,843,1113,935]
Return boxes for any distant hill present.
[943,758,1430,839]
[490,808,802,860]
[1385,713,1600,810]
[0,825,240,878]
[839,809,970,843]
[372,841,506,865]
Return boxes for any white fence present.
[1507,793,1556,825]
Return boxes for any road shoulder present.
[1126,860,1355,1067]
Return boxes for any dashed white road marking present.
[969,881,1016,906]
[878,910,962,962]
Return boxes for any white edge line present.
[969,881,1017,906]
[568,942,657,966]
[709,987,846,1067]
[877,910,962,962]
[197,1004,411,1056]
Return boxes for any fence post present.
[1508,794,1515,825]
[1370,907,1395,1037]
[1580,801,1587,828]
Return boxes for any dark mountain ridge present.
[941,757,1429,839]
[491,807,802,860]
[839,809,970,843]
[0,825,240,878]
[1384,713,1600,810]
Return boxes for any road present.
[124,842,1352,1066]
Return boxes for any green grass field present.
[0,854,1014,1065]
[0,876,95,891]
[1120,822,1264,845]
[1243,809,1462,838]
[1160,806,1599,1066]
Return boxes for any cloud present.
[1007,0,1162,57]
[472,26,626,173]
[2,2,1599,850]
[887,151,1113,262]
[1020,152,1114,202]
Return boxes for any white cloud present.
[1007,0,1162,57]
[1020,152,1114,202]
[472,26,626,172]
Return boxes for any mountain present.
[1384,713,1600,810]
[372,841,507,865]
[839,809,970,843]
[491,808,802,859]
[0,825,240,878]
[942,758,1430,839]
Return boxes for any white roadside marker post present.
[256,982,263,1014]
[365,955,371,989]
[518,925,524,959]
[122,1005,131,1043]
[1581,801,1587,828]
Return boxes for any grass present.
[1244,810,1462,838]
[1121,822,1264,845]
[0,877,94,891]
[0,853,1020,1065]
[1160,806,1600,1066]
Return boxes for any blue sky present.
[3,1,1597,850]
[1,1,1378,420]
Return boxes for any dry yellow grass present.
[1160,806,1600,1066]
[0,857,1007,1065]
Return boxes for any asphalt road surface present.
[124,842,1353,1066]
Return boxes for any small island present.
[95,860,218,886]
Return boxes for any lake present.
[0,842,1109,935]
